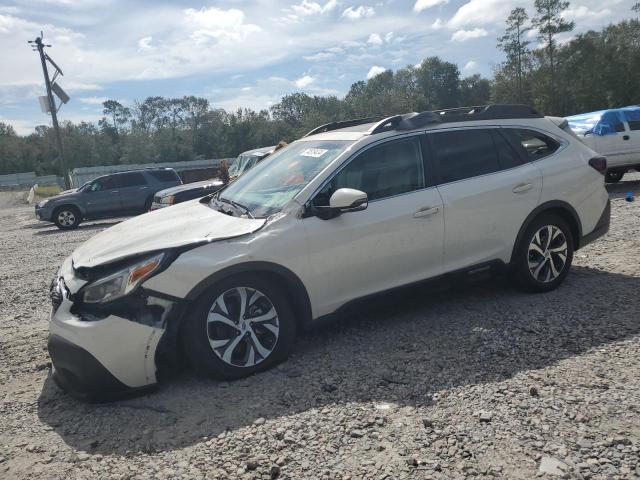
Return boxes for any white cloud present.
[462,60,479,73]
[185,7,261,44]
[367,33,383,45]
[303,51,336,61]
[291,0,338,16]
[78,96,108,105]
[562,5,612,23]
[294,75,315,88]
[342,6,375,20]
[451,28,488,42]
[449,0,514,28]
[385,31,394,42]
[137,36,153,51]
[366,65,386,79]
[431,18,444,29]
[413,0,448,13]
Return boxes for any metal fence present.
[69,158,235,187]
[0,172,63,188]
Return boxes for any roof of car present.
[303,105,543,140]
[240,145,276,156]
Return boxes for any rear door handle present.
[512,183,533,194]
[414,206,440,218]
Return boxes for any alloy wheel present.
[57,210,76,227]
[527,225,568,283]
[206,287,280,367]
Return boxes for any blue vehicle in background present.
[567,106,640,183]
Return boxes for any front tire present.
[182,274,296,380]
[53,206,81,230]
[512,214,574,293]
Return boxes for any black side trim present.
[48,334,154,402]
[580,199,610,248]
[184,261,313,328]
[510,200,583,262]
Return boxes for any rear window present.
[148,170,180,182]
[504,129,560,162]
[116,172,147,187]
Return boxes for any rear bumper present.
[579,199,610,249]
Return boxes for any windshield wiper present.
[218,196,254,219]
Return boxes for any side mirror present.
[329,188,368,212]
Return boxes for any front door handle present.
[414,206,440,218]
[512,183,533,194]
[623,135,630,140]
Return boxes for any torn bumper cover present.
[48,271,183,401]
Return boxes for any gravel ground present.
[1,176,639,480]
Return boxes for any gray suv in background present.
[35,168,181,230]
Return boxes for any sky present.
[0,0,636,135]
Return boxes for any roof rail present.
[432,104,542,120]
[367,115,404,135]
[304,117,380,137]
[397,111,441,131]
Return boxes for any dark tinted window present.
[623,110,640,131]
[116,172,147,187]
[89,176,116,191]
[493,131,523,170]
[148,170,179,182]
[431,129,500,183]
[314,136,425,205]
[506,129,560,161]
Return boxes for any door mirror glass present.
[329,188,368,212]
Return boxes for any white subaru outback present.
[47,105,611,400]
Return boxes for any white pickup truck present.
[566,107,640,183]
[567,106,640,183]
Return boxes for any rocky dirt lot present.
[1,177,639,480]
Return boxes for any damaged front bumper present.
[48,265,184,401]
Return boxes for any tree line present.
[1,0,640,176]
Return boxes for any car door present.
[302,135,445,317]
[591,111,629,168]
[429,127,542,272]
[620,109,640,165]
[115,172,150,212]
[83,176,121,217]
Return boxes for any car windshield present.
[215,140,353,218]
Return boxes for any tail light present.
[588,156,607,174]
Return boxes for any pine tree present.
[498,7,531,102]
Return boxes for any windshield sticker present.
[300,148,328,158]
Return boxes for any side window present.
[313,136,425,206]
[148,170,179,182]
[116,172,147,188]
[596,111,626,135]
[431,129,500,183]
[623,110,640,131]
[90,176,116,191]
[492,131,523,170]
[506,129,560,162]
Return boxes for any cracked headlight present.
[81,253,165,304]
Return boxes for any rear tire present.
[53,206,81,230]
[512,213,574,293]
[181,274,296,380]
[605,170,624,183]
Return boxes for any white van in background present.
[566,107,640,183]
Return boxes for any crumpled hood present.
[72,199,266,269]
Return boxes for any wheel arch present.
[52,202,84,219]
[183,261,313,330]
[510,200,583,263]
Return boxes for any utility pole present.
[30,34,70,189]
